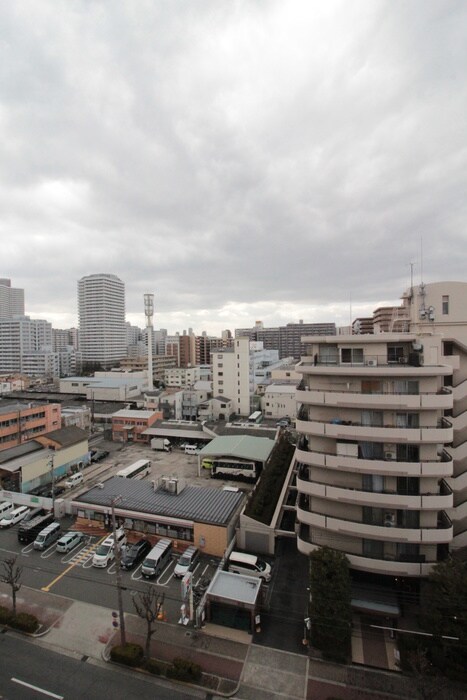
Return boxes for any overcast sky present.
[1,1,466,335]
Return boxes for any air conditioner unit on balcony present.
[384,512,396,527]
[365,359,377,367]
[385,452,395,460]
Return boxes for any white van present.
[65,472,84,489]
[141,538,173,578]
[56,531,85,553]
[184,445,199,455]
[33,522,61,550]
[228,551,272,582]
[0,505,29,528]
[0,501,13,519]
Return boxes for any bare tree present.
[0,556,23,616]
[132,586,165,660]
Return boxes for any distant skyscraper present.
[78,273,126,368]
[0,278,25,318]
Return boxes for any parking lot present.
[59,439,256,498]
[0,518,221,623]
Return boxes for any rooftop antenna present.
[409,262,415,301]
[420,236,423,285]
[349,292,352,332]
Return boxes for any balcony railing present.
[297,525,437,565]
[299,352,435,369]
[297,415,452,431]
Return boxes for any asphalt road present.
[0,633,204,700]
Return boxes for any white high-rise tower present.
[78,273,126,368]
[144,293,154,391]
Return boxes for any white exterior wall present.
[212,337,250,416]
[164,366,201,388]
[78,273,126,367]
[0,279,24,318]
[262,385,297,419]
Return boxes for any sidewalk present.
[0,582,248,695]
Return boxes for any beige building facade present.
[294,281,467,578]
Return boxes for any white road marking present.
[11,678,63,699]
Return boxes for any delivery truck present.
[151,438,171,452]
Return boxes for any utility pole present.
[48,454,56,516]
[110,495,126,646]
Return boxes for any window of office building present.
[442,295,449,314]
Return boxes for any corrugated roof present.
[75,476,244,526]
[40,426,88,447]
[0,440,43,464]
[198,435,275,461]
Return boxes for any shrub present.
[167,657,202,682]
[145,658,164,675]
[110,643,144,668]
[0,606,12,625]
[10,612,39,633]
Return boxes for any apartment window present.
[387,346,404,363]
[396,444,419,462]
[218,381,223,385]
[394,380,419,395]
[396,412,419,428]
[218,372,223,376]
[218,363,223,368]
[218,389,224,394]
[442,295,449,315]
[341,348,363,364]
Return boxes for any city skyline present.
[2,2,466,335]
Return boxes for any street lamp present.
[110,495,126,646]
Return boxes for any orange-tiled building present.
[0,402,61,452]
[112,409,162,443]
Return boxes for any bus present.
[248,411,263,424]
[211,459,259,482]
[116,459,151,480]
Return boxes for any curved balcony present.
[295,505,453,544]
[295,417,453,444]
[296,388,452,411]
[296,472,453,510]
[296,531,437,577]
[294,446,454,478]
[297,358,453,378]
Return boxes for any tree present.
[132,586,165,661]
[402,647,448,700]
[0,556,22,616]
[419,557,467,682]
[309,547,352,663]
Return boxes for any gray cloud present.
[1,0,466,333]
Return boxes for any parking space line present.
[155,560,175,586]
[21,543,34,555]
[131,564,142,581]
[41,535,107,592]
[40,543,58,559]
[61,540,91,565]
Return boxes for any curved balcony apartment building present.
[294,281,467,578]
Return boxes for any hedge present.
[144,658,164,675]
[0,606,13,625]
[10,612,39,633]
[166,657,202,682]
[110,643,144,667]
